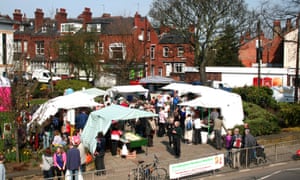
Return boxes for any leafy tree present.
[209,24,244,66]
[57,31,100,81]
[149,0,253,82]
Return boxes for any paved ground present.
[7,131,300,179]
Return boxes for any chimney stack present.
[273,20,281,39]
[78,7,92,28]
[13,9,22,30]
[55,8,67,29]
[34,8,44,32]
[286,18,292,32]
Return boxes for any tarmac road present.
[205,160,300,180]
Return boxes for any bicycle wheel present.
[129,168,144,180]
[149,168,168,180]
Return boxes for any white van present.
[31,69,61,83]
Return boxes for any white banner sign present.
[169,154,224,179]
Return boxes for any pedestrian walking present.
[94,132,106,175]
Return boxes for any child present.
[225,129,233,166]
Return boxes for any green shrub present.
[232,86,278,109]
[276,103,300,127]
[238,102,281,136]
[54,79,93,95]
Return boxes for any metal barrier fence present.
[30,139,300,180]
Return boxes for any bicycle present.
[128,154,168,180]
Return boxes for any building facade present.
[0,15,14,77]
[9,8,195,85]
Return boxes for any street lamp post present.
[256,20,262,88]
[294,14,300,103]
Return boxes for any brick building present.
[238,19,296,68]
[10,7,195,85]
[0,14,14,76]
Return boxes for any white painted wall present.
[284,28,298,68]
[206,67,289,88]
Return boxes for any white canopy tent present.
[179,87,244,130]
[139,75,176,84]
[29,88,104,127]
[161,83,213,97]
[106,85,149,100]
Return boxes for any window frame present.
[163,46,169,57]
[35,41,44,55]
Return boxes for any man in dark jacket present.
[172,121,182,158]
[66,137,81,180]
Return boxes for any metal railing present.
[25,139,300,179]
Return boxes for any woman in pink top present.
[53,146,67,179]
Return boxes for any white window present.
[174,63,184,73]
[177,46,184,57]
[150,45,155,60]
[84,42,95,55]
[14,40,22,53]
[61,23,82,33]
[35,41,44,55]
[23,41,28,53]
[138,29,144,41]
[41,26,47,33]
[87,24,101,32]
[163,46,169,57]
[97,41,104,55]
[19,25,24,32]
[109,43,126,60]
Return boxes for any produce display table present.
[121,132,148,154]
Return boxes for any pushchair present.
[255,144,267,165]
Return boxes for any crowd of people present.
[1,89,260,179]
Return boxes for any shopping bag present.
[65,170,71,180]
[78,170,83,180]
[121,144,128,156]
[208,131,215,141]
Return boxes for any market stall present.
[29,88,104,127]
[81,104,157,154]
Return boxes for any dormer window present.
[42,26,47,33]
[19,25,24,32]
[87,24,101,32]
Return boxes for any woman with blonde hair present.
[53,146,67,179]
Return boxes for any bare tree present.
[149,0,253,82]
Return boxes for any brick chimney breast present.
[34,8,44,32]
[13,9,22,30]
[55,8,67,29]
[286,18,292,32]
[273,20,281,38]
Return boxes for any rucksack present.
[233,135,242,148]
[186,120,192,130]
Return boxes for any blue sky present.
[1,0,266,18]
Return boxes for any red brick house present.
[238,20,291,68]
[11,7,195,85]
